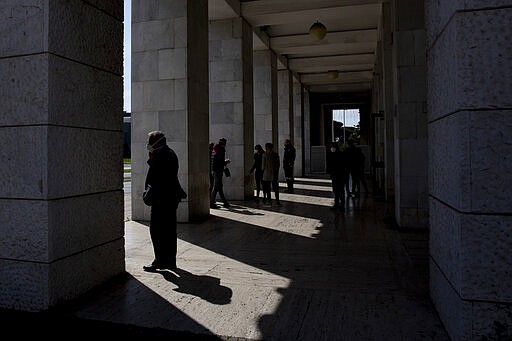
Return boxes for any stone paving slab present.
[2,178,450,340]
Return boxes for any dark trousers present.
[210,171,228,204]
[254,170,263,197]
[284,165,294,192]
[150,205,177,267]
[331,176,345,206]
[262,179,280,202]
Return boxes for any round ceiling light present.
[309,21,327,40]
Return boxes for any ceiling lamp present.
[327,70,339,79]
[309,21,327,40]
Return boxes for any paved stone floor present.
[3,177,450,340]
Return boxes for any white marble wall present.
[0,0,124,311]
[426,1,512,339]
[131,0,210,222]
[292,77,303,177]
[253,50,277,147]
[303,90,311,175]
[380,3,395,201]
[278,69,292,179]
[392,0,428,229]
[209,18,254,200]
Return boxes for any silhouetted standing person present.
[353,145,368,195]
[262,142,281,206]
[249,144,265,201]
[210,138,231,208]
[345,140,368,197]
[143,131,181,271]
[326,142,347,211]
[208,142,214,193]
[283,139,296,193]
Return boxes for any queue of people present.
[326,139,367,211]
[141,132,366,272]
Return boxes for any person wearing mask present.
[142,131,182,271]
[283,139,296,193]
[249,144,265,202]
[210,138,231,208]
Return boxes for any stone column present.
[381,2,395,201]
[131,0,210,222]
[303,90,311,175]
[292,77,303,177]
[209,18,254,200]
[253,49,277,147]
[426,2,512,339]
[392,0,428,228]
[0,1,124,311]
[278,69,293,179]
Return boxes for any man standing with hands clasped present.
[143,131,183,272]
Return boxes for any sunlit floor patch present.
[209,204,324,239]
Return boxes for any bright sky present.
[124,0,131,112]
[333,109,360,127]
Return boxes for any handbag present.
[143,184,153,206]
[223,167,231,177]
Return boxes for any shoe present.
[143,263,159,272]
[143,262,176,271]
[274,201,282,206]
[210,203,220,209]
[223,202,230,208]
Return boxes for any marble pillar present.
[209,18,254,200]
[426,1,512,339]
[0,0,125,311]
[131,0,210,222]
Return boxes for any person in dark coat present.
[283,139,296,193]
[249,144,265,201]
[210,138,231,208]
[143,131,181,271]
[209,142,215,193]
[326,142,347,211]
[262,142,281,206]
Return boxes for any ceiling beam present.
[241,0,382,17]
[301,71,373,84]
[271,29,377,49]
[275,42,376,57]
[244,4,380,27]
[289,54,375,70]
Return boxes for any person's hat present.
[219,138,227,144]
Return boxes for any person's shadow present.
[157,268,232,305]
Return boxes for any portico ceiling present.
[209,0,383,93]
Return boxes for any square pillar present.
[392,0,428,228]
[292,77,303,177]
[278,69,293,146]
[381,2,395,201]
[131,0,210,222]
[209,18,254,200]
[303,90,311,175]
[426,2,512,339]
[0,1,124,311]
[253,49,277,147]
